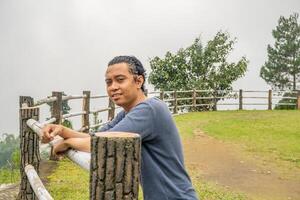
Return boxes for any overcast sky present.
[1,0,299,135]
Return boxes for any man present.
[42,56,198,200]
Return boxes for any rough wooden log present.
[108,98,115,121]
[90,132,141,200]
[213,90,217,111]
[50,92,63,160]
[26,118,91,170]
[239,89,243,110]
[173,91,178,114]
[297,91,300,110]
[82,91,91,133]
[160,91,164,101]
[18,96,41,200]
[66,150,90,171]
[192,89,196,111]
[41,117,57,125]
[62,95,85,101]
[90,108,111,114]
[34,97,57,107]
[25,165,53,200]
[62,111,87,119]
[51,91,62,124]
[268,90,272,110]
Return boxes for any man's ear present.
[135,75,144,89]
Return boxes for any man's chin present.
[112,99,124,107]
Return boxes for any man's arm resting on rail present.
[52,132,135,154]
[42,124,90,143]
[53,137,91,154]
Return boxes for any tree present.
[260,13,300,90]
[148,31,248,111]
[0,133,20,168]
[149,31,248,92]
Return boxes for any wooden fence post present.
[108,98,115,121]
[213,90,217,111]
[50,91,62,160]
[192,89,196,111]
[173,91,178,114]
[160,91,164,101]
[239,89,243,110]
[51,91,63,124]
[82,91,90,133]
[268,90,272,110]
[18,96,41,200]
[297,91,300,110]
[90,133,141,200]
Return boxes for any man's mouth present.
[111,93,122,99]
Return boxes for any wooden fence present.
[148,89,300,113]
[18,92,140,200]
[18,89,300,199]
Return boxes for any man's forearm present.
[64,137,91,153]
[60,126,90,139]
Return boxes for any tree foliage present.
[274,91,298,110]
[260,13,300,90]
[148,31,248,92]
[0,133,20,168]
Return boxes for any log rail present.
[18,89,300,199]
[19,92,141,200]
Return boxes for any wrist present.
[59,125,65,137]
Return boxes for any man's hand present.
[41,124,64,143]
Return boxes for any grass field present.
[44,110,300,199]
[0,168,19,184]
[175,110,300,167]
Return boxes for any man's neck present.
[124,92,147,112]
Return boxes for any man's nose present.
[109,81,119,90]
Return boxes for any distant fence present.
[148,89,300,113]
[18,89,300,199]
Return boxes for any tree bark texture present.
[18,96,40,200]
[108,99,115,121]
[82,91,90,133]
[90,133,141,200]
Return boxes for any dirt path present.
[183,130,300,200]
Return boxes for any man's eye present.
[105,80,112,85]
[117,78,125,82]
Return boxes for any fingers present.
[41,125,52,143]
[49,126,62,139]
[41,124,62,143]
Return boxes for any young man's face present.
[105,62,143,110]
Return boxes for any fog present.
[0,0,299,135]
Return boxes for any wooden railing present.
[18,93,140,200]
[148,89,300,113]
[18,89,300,199]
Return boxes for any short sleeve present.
[97,111,125,132]
[106,103,155,141]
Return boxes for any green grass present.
[175,110,300,167]
[46,159,89,199]
[0,168,20,184]
[46,159,245,200]
[46,110,300,199]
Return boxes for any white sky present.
[1,0,299,135]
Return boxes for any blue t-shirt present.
[99,97,198,200]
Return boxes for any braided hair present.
[108,56,146,91]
